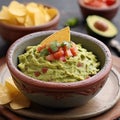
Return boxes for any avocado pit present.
[94,20,108,32]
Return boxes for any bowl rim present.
[0,3,60,30]
[6,30,112,91]
[78,0,120,11]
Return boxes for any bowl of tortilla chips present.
[0,1,60,43]
[6,27,112,108]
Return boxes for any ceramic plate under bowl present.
[0,64,120,120]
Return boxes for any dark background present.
[0,0,120,57]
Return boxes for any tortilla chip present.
[47,8,58,20]
[0,77,30,109]
[0,1,58,26]
[10,91,30,110]
[0,81,19,105]
[40,27,70,46]
[8,1,26,16]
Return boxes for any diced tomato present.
[34,71,40,77]
[46,54,55,61]
[42,67,48,73]
[37,45,46,52]
[65,49,73,57]
[47,47,53,54]
[84,0,116,7]
[90,1,104,7]
[84,0,94,5]
[59,56,66,62]
[105,0,116,6]
[62,46,67,51]
[38,41,79,62]
[70,47,77,56]
[53,48,64,60]
[84,0,105,7]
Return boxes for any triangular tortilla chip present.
[0,77,30,109]
[0,81,19,105]
[40,27,70,46]
[10,91,31,110]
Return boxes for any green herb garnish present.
[64,18,79,27]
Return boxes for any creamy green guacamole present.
[18,44,100,82]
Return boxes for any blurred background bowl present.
[0,3,60,43]
[78,0,120,20]
[6,30,112,108]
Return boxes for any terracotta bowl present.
[78,0,120,20]
[6,30,112,108]
[0,4,60,43]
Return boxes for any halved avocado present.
[86,15,118,42]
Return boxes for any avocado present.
[86,15,118,42]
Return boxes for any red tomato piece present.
[70,47,77,56]
[47,47,53,54]
[65,49,73,57]
[62,46,67,51]
[42,67,48,73]
[89,1,104,7]
[46,54,55,61]
[53,48,64,60]
[105,0,116,6]
[84,0,94,5]
[34,71,40,77]
[37,45,46,52]
[59,56,66,62]
[84,0,105,7]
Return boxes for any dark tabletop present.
[0,0,120,58]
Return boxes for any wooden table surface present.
[0,56,120,120]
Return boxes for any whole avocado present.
[86,15,118,43]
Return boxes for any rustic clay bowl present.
[78,0,120,20]
[0,4,60,43]
[6,30,112,108]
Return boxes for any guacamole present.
[18,41,100,82]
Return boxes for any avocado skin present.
[86,24,117,44]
